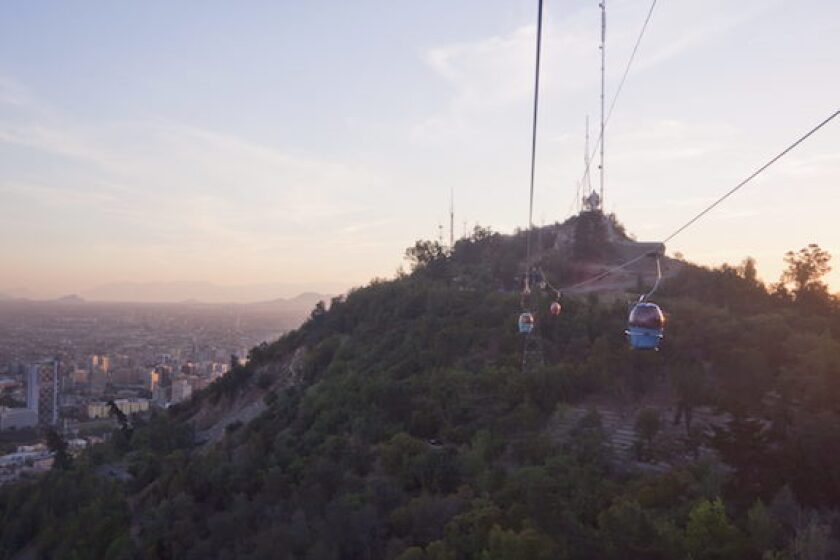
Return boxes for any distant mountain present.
[0,287,32,300]
[54,294,85,304]
[256,292,327,306]
[240,292,329,316]
[81,281,345,304]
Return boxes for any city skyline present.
[1,0,839,299]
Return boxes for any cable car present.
[626,302,665,350]
[550,301,562,316]
[518,312,535,334]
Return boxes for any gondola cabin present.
[626,302,665,350]
[518,312,535,334]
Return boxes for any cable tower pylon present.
[522,332,545,374]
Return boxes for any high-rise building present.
[152,384,169,408]
[26,367,38,413]
[71,369,89,386]
[26,361,59,427]
[149,370,160,392]
[171,378,192,404]
[90,355,109,373]
[154,365,173,387]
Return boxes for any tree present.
[739,256,759,285]
[635,408,661,461]
[481,525,560,560]
[780,244,831,298]
[789,516,833,560]
[310,300,327,320]
[597,499,661,559]
[107,399,133,453]
[405,240,447,272]
[443,500,503,557]
[685,499,745,560]
[45,428,72,471]
[672,362,708,434]
[396,547,427,560]
[710,416,778,505]
[107,400,131,433]
[746,500,780,557]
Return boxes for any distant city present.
[0,294,326,484]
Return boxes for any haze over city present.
[1,0,838,300]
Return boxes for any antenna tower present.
[598,0,606,210]
[449,188,455,247]
[584,116,592,197]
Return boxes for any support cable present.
[525,0,545,285]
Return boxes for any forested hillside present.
[2,221,840,560]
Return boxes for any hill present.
[2,213,839,559]
[54,294,86,304]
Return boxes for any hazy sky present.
[1,0,838,300]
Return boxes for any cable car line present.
[519,0,547,377]
[524,0,545,278]
[563,250,652,292]
[547,108,840,294]
[661,108,840,244]
[519,0,544,345]
[539,266,562,299]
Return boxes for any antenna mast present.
[584,115,592,197]
[449,188,454,247]
[598,0,606,210]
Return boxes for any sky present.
[0,0,838,301]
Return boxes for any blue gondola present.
[518,312,535,334]
[625,252,666,350]
[626,302,665,350]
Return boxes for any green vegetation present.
[2,224,840,559]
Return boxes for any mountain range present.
[0,281,345,305]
